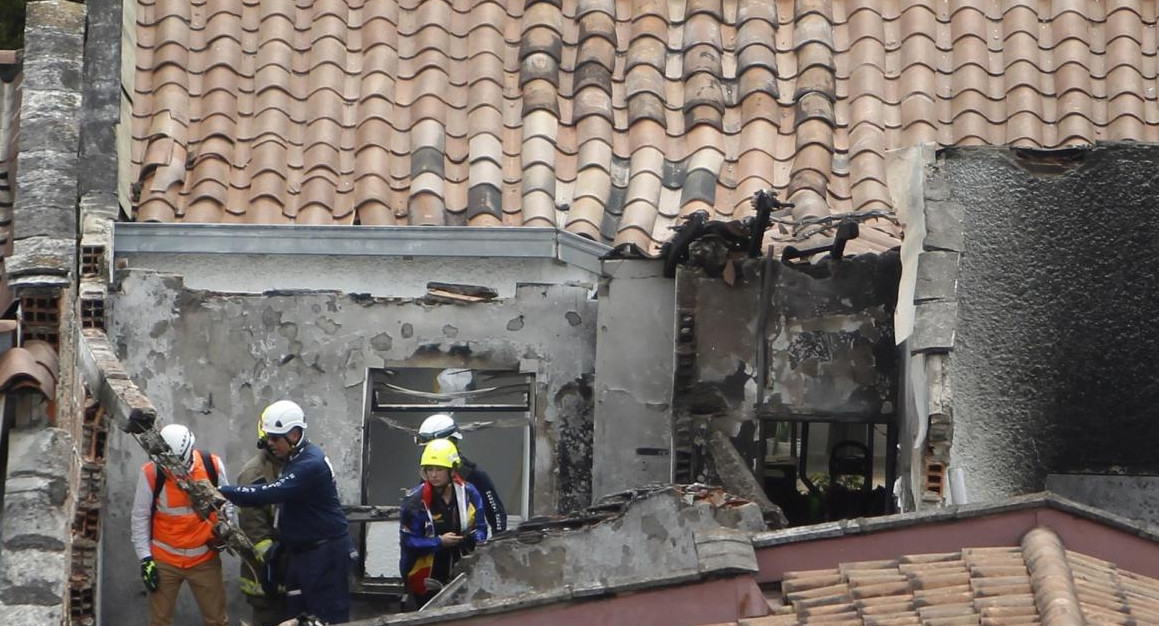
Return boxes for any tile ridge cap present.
[1022,526,1084,626]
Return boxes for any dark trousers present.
[245,592,288,626]
[285,536,352,624]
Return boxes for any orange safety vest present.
[143,452,220,569]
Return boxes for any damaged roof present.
[129,0,1159,255]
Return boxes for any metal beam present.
[372,403,531,412]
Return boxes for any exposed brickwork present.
[68,399,108,626]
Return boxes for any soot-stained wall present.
[100,269,596,626]
[942,145,1159,500]
[674,254,899,480]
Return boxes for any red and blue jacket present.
[398,476,487,597]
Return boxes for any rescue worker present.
[130,423,231,626]
[215,400,353,624]
[416,413,508,536]
[235,404,289,626]
[399,438,488,609]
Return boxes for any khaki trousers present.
[148,554,228,626]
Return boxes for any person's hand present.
[254,538,274,563]
[140,556,160,593]
[206,534,227,552]
[439,532,462,547]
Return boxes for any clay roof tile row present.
[753,528,1159,626]
[131,0,1159,253]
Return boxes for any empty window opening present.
[761,419,896,526]
[360,367,533,581]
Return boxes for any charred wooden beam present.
[706,423,789,529]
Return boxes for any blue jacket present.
[220,440,347,548]
[398,478,487,597]
[460,456,507,534]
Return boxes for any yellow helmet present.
[257,407,268,442]
[420,438,461,469]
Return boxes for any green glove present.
[140,557,160,593]
[254,538,273,563]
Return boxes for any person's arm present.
[399,506,443,554]
[471,468,507,534]
[467,485,488,544]
[220,460,316,507]
[211,455,238,525]
[130,468,154,561]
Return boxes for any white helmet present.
[261,400,307,436]
[160,424,195,466]
[416,413,462,445]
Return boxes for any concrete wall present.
[125,252,598,299]
[591,260,675,499]
[931,145,1159,502]
[100,260,598,625]
[449,487,763,603]
[762,256,900,418]
[1046,474,1159,526]
[0,428,73,625]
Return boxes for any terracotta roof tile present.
[130,0,1159,250]
[0,340,58,399]
[758,526,1159,626]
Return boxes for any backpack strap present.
[150,463,166,518]
[200,450,219,486]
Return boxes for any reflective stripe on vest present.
[151,537,210,558]
[146,453,219,569]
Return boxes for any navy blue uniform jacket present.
[220,440,347,548]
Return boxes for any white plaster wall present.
[592,260,676,500]
[124,253,598,299]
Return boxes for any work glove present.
[253,538,274,563]
[206,535,227,552]
[140,557,160,593]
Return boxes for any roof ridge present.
[1022,526,1085,626]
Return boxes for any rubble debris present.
[424,282,499,303]
[706,424,790,528]
[424,484,768,608]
